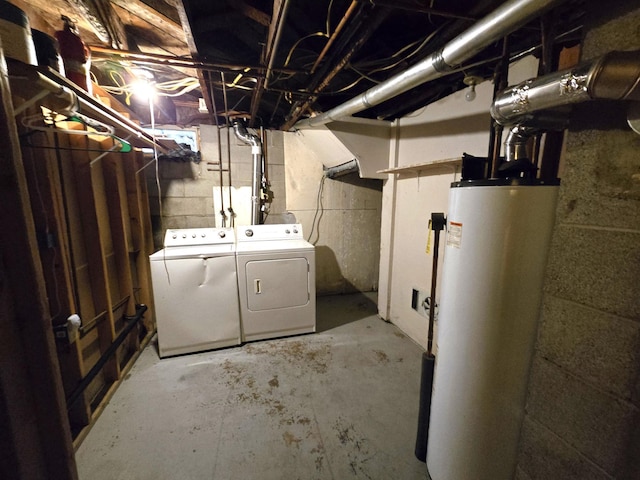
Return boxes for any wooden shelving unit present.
[378,157,462,175]
[8,61,160,446]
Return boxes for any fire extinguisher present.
[55,16,91,93]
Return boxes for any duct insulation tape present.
[0,0,37,65]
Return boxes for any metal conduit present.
[294,0,567,129]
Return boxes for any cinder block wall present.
[147,126,286,247]
[516,2,640,479]
[284,131,383,295]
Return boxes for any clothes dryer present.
[235,224,315,342]
[149,228,241,357]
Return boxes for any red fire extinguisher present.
[55,16,91,93]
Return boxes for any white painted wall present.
[379,57,539,348]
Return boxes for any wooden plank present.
[57,126,97,322]
[68,133,120,383]
[122,152,156,333]
[111,0,185,41]
[21,128,92,428]
[103,155,136,315]
[0,52,77,480]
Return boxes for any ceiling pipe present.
[283,4,389,130]
[310,0,359,75]
[492,49,640,163]
[264,0,292,90]
[294,0,568,130]
[233,119,263,225]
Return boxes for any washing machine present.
[235,223,316,342]
[149,227,241,357]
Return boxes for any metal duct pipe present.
[492,50,640,126]
[233,120,263,225]
[324,159,359,178]
[504,125,538,162]
[492,50,640,162]
[294,0,567,129]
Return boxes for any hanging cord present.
[307,174,326,245]
[221,72,234,227]
[144,92,169,284]
[208,70,226,227]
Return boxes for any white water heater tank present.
[426,179,559,480]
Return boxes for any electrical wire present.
[306,174,326,245]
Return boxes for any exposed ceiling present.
[19,0,585,130]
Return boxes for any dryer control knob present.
[218,231,226,238]
[182,234,187,238]
[201,233,206,238]
[172,234,177,239]
[192,233,196,238]
[285,229,291,234]
[245,229,253,237]
[293,229,298,234]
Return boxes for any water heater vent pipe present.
[233,120,263,225]
[492,49,640,161]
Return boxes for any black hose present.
[66,304,147,410]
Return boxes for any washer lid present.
[150,243,235,260]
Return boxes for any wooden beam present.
[111,0,185,42]
[67,0,128,49]
[233,0,270,26]
[174,0,214,119]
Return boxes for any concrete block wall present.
[516,1,640,478]
[147,126,286,247]
[283,131,383,295]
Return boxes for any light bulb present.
[465,84,476,102]
[131,79,156,101]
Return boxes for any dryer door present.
[245,257,310,311]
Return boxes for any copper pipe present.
[310,0,359,75]
[264,0,292,89]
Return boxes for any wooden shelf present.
[7,60,169,153]
[378,157,462,174]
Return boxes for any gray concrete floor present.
[76,292,430,480]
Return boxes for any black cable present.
[307,174,326,245]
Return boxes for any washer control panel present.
[164,228,235,247]
[237,224,304,242]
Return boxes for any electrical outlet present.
[411,288,438,320]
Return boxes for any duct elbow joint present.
[233,119,262,152]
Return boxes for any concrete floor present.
[75,292,430,480]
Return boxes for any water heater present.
[426,179,558,480]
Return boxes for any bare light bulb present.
[465,83,477,102]
[131,79,156,101]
